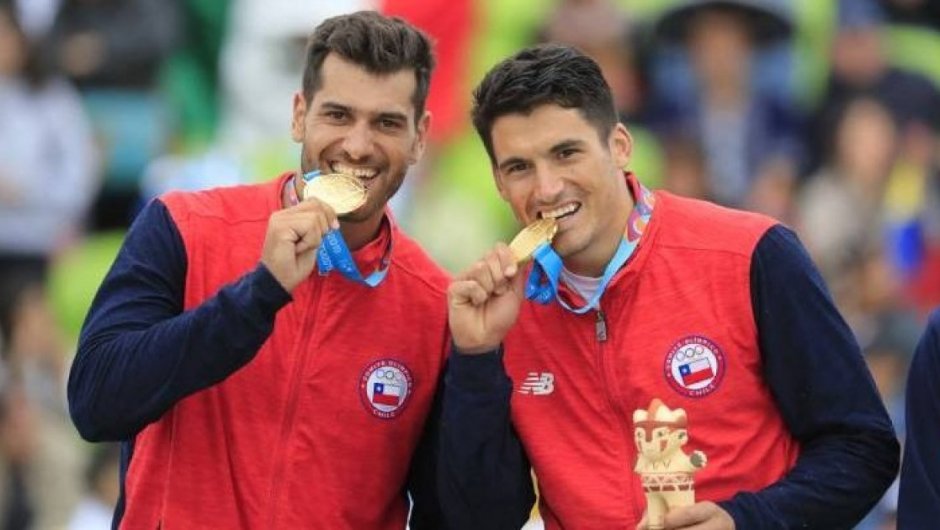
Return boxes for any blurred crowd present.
[1,0,939,528]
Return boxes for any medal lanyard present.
[289,170,391,287]
[525,182,654,313]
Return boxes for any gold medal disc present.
[508,218,558,263]
[302,173,367,214]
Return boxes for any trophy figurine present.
[633,398,707,530]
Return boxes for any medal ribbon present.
[289,170,391,287]
[525,179,654,313]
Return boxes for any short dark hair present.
[472,44,618,163]
[302,10,434,121]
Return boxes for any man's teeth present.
[330,163,378,178]
[541,204,578,219]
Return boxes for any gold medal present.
[302,173,367,214]
[508,218,558,263]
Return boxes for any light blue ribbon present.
[525,237,639,314]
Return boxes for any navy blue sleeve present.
[437,346,536,530]
[898,309,940,528]
[68,199,292,441]
[718,225,900,528]
[406,370,446,530]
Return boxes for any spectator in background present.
[0,377,36,530]
[0,283,86,530]
[0,11,95,525]
[649,0,804,213]
[849,244,921,529]
[808,0,940,174]
[883,120,940,314]
[898,308,940,528]
[798,97,897,300]
[48,0,180,229]
[0,0,97,313]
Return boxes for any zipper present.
[265,278,323,528]
[593,305,640,524]
[595,310,608,342]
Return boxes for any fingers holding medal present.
[457,217,558,303]
[447,219,558,354]
[462,243,518,302]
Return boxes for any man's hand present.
[448,244,525,353]
[636,502,734,530]
[261,198,339,292]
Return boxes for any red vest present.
[504,190,798,529]
[120,175,450,529]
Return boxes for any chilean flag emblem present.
[664,335,726,398]
[679,358,715,385]
[359,359,413,419]
[372,382,402,406]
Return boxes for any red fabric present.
[504,179,799,528]
[120,174,450,529]
[380,0,474,144]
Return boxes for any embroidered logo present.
[664,336,725,398]
[518,372,555,395]
[359,359,413,419]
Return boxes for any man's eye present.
[325,111,346,121]
[559,148,578,159]
[380,119,402,129]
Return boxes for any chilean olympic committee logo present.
[359,359,413,419]
[664,335,725,398]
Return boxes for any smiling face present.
[491,104,633,276]
[291,53,429,225]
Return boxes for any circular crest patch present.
[664,336,725,398]
[359,359,413,419]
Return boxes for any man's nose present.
[342,121,374,160]
[533,167,564,202]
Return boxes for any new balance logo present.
[518,372,555,395]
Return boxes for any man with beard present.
[68,11,448,529]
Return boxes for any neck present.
[340,216,384,251]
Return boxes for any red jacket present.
[73,174,450,529]
[503,184,796,528]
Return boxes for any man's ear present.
[408,111,432,164]
[291,92,307,143]
[610,123,633,169]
